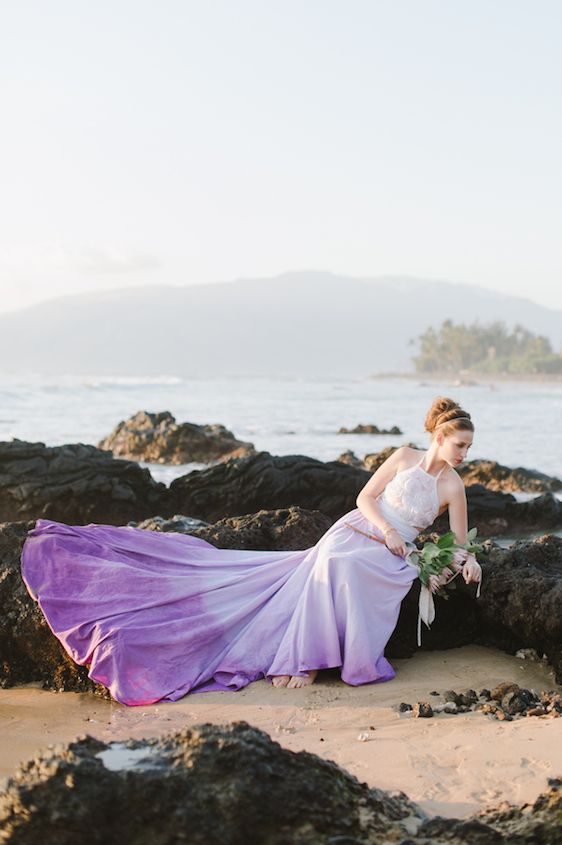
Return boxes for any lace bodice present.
[378,453,445,532]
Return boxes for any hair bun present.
[424,396,468,433]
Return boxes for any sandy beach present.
[2,643,561,820]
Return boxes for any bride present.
[21,396,482,705]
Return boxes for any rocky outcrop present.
[132,506,332,551]
[432,485,562,537]
[169,451,562,536]
[364,444,417,472]
[168,451,371,522]
[3,440,560,538]
[0,723,424,843]
[338,423,403,434]
[132,514,210,533]
[0,439,168,525]
[467,535,562,680]
[337,445,407,471]
[335,449,364,467]
[0,723,560,843]
[98,410,256,464]
[458,459,562,493]
[339,447,562,495]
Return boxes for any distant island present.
[410,320,562,375]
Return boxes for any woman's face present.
[438,428,474,466]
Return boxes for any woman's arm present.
[356,446,409,555]
[447,477,469,544]
[447,478,481,585]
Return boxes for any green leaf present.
[437,532,455,549]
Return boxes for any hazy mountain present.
[1,271,560,376]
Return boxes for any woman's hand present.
[384,528,407,557]
[461,554,482,585]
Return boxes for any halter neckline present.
[416,452,446,480]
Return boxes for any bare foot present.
[271,675,291,687]
[287,670,318,688]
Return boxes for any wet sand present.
[1,644,561,819]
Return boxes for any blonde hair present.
[424,396,474,437]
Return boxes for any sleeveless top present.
[376,452,445,543]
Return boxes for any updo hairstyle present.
[424,396,474,438]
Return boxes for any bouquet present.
[406,527,483,595]
[406,527,483,647]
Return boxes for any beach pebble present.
[412,702,433,718]
[526,706,547,717]
[495,709,513,721]
[398,702,413,712]
[443,702,458,714]
[541,691,562,713]
[515,648,540,660]
[476,703,498,715]
[479,688,492,700]
[357,732,371,742]
[429,690,440,696]
[458,689,478,706]
[442,689,461,705]
[501,688,540,715]
[491,681,519,701]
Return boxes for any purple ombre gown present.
[20,453,445,706]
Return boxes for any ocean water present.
[1,373,561,491]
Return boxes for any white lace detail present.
[378,455,443,531]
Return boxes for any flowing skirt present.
[20,508,419,706]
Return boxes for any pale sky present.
[1,0,561,314]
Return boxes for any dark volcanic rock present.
[98,410,256,464]
[0,439,168,525]
[412,702,433,718]
[430,484,562,537]
[132,514,210,532]
[471,537,562,682]
[0,723,426,845]
[338,445,418,472]
[338,423,403,435]
[179,451,562,538]
[132,506,332,551]
[458,459,562,493]
[474,776,562,842]
[191,506,332,551]
[169,451,371,522]
[336,449,364,468]
[1,722,561,844]
[363,444,404,471]
[0,521,105,694]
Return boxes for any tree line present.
[411,320,562,374]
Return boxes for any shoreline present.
[369,371,562,384]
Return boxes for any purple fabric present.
[20,508,419,706]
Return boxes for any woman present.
[21,397,482,705]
